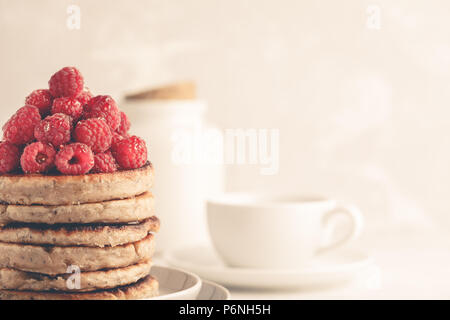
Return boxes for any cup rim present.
[207,192,336,210]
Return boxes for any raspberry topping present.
[34,113,72,148]
[0,66,150,176]
[25,89,53,116]
[77,90,93,106]
[117,111,131,136]
[55,143,94,175]
[51,97,83,122]
[3,105,41,145]
[111,135,147,169]
[111,132,125,146]
[48,67,84,98]
[92,151,118,173]
[74,118,112,154]
[0,141,20,173]
[84,95,120,131]
[20,142,56,173]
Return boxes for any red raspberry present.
[84,95,120,131]
[92,151,118,173]
[0,141,20,173]
[111,135,147,170]
[74,118,112,154]
[3,105,41,145]
[34,113,72,147]
[51,97,83,121]
[55,143,94,175]
[20,142,56,173]
[117,111,131,136]
[48,67,84,98]
[25,89,53,116]
[111,132,125,146]
[77,90,93,106]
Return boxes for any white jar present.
[123,99,224,252]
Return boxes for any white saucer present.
[144,265,202,300]
[165,246,374,289]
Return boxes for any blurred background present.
[1,1,449,244]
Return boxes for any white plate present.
[197,280,231,300]
[144,265,202,300]
[165,246,374,289]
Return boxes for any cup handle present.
[317,204,364,254]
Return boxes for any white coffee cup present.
[207,193,364,269]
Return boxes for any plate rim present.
[199,279,232,300]
[147,264,202,300]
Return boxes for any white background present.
[1,0,450,298]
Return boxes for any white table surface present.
[231,227,450,300]
[157,226,450,300]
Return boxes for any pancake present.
[0,162,153,205]
[0,192,154,225]
[0,260,151,292]
[0,233,154,275]
[0,216,159,247]
[0,275,158,300]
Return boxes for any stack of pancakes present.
[0,163,159,300]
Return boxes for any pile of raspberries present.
[0,67,148,175]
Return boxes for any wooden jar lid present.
[125,81,196,100]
